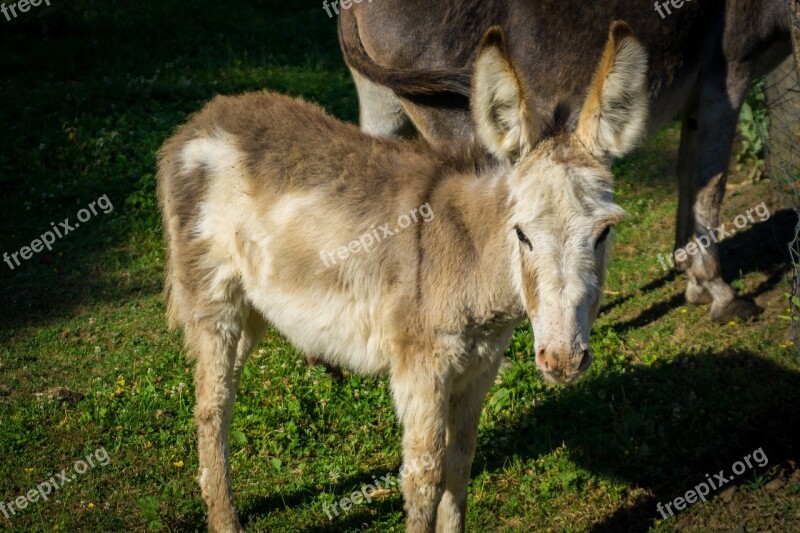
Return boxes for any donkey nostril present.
[535,349,550,371]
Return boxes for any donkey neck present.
[420,164,525,333]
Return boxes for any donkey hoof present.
[208,522,244,533]
[213,523,245,533]
[710,298,763,323]
[685,282,712,305]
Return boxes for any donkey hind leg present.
[436,358,503,533]
[675,74,762,322]
[676,91,713,306]
[350,67,416,139]
[188,299,250,533]
[391,358,450,533]
[232,307,268,393]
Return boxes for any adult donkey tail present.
[338,11,472,98]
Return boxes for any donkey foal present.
[157,22,648,533]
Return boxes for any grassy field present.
[1,1,798,531]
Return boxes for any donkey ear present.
[576,21,649,160]
[472,27,541,161]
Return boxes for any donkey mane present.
[430,139,504,176]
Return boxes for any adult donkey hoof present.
[685,281,713,305]
[710,298,764,323]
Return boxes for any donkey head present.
[472,22,648,384]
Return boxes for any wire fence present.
[759,1,800,345]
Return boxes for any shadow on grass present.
[610,293,685,333]
[599,270,679,316]
[233,463,406,532]
[191,348,799,532]
[237,476,406,532]
[721,208,797,300]
[476,349,800,532]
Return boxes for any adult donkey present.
[339,0,795,322]
[158,22,648,532]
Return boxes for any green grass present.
[1,1,798,531]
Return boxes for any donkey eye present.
[596,226,612,248]
[515,226,532,250]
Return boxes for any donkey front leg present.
[391,359,451,532]
[436,358,502,533]
[189,320,244,533]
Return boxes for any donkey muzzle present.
[535,344,592,384]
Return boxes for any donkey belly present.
[228,190,395,376]
[246,283,391,376]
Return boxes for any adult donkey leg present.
[675,68,762,322]
[350,68,416,139]
[189,302,247,533]
[436,357,502,533]
[391,353,450,532]
[676,91,714,306]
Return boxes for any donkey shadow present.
[477,349,800,532]
[229,349,798,532]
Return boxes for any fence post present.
[791,1,800,72]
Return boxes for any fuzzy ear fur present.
[576,21,649,159]
[472,27,541,161]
